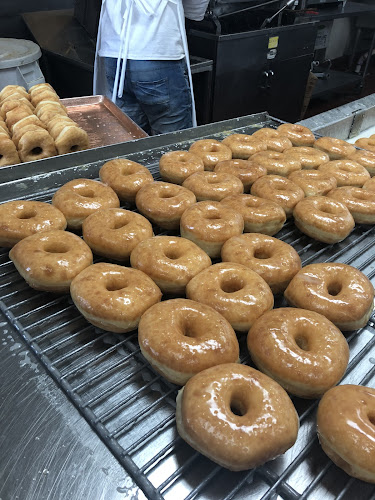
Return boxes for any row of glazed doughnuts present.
[1,126,375,479]
[0,83,89,166]
[4,201,375,479]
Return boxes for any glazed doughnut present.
[138,298,239,385]
[130,236,211,294]
[220,194,286,235]
[251,128,293,152]
[314,137,356,160]
[189,139,232,171]
[159,150,204,184]
[54,126,90,155]
[251,151,301,176]
[136,181,196,230]
[288,169,337,197]
[186,262,274,331]
[17,129,57,162]
[9,230,92,292]
[292,196,354,243]
[251,175,305,217]
[221,233,301,294]
[52,179,120,230]
[222,133,267,158]
[317,384,375,483]
[70,262,162,333]
[0,200,67,247]
[182,171,243,201]
[318,159,370,187]
[347,149,375,176]
[277,123,315,147]
[176,363,299,471]
[82,208,153,261]
[283,146,330,169]
[363,176,375,192]
[99,159,154,203]
[327,186,375,224]
[180,201,244,258]
[247,308,349,398]
[355,137,375,153]
[214,159,266,192]
[0,136,20,167]
[284,263,374,330]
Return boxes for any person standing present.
[94,0,209,135]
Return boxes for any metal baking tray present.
[61,95,148,149]
[0,112,375,500]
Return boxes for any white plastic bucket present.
[0,38,45,91]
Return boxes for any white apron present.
[93,0,197,127]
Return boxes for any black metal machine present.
[187,1,319,124]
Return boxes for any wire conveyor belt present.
[0,112,374,499]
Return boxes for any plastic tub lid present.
[0,38,42,70]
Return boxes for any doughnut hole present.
[180,316,203,338]
[294,331,310,351]
[105,276,129,291]
[326,280,343,297]
[253,247,272,260]
[319,202,338,215]
[17,209,37,219]
[220,276,245,293]
[29,146,43,156]
[76,187,95,198]
[229,388,250,417]
[164,246,184,260]
[69,144,80,153]
[159,192,176,199]
[112,213,130,230]
[43,242,70,254]
[368,412,375,426]
[210,145,221,152]
[207,177,221,184]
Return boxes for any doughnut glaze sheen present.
[317,384,375,483]
[138,298,239,385]
[10,230,92,292]
[221,233,301,293]
[176,363,299,471]
[220,194,286,235]
[82,208,153,261]
[284,263,374,330]
[248,308,349,398]
[130,236,211,294]
[70,263,162,333]
[186,262,274,331]
[180,201,244,258]
[0,200,67,247]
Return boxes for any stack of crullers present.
[0,83,89,166]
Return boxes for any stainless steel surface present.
[0,320,143,500]
[299,92,375,139]
[1,112,375,500]
[62,95,148,149]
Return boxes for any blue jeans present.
[105,58,193,135]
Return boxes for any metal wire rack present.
[1,113,375,500]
